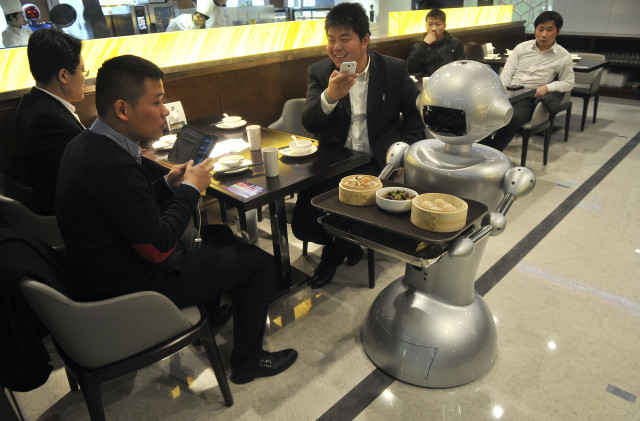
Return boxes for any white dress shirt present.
[500,39,575,93]
[321,54,372,154]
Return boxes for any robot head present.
[418,60,513,146]
[22,3,39,23]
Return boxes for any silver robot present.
[361,61,536,387]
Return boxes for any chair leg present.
[564,104,572,142]
[201,327,234,407]
[302,241,308,256]
[367,249,375,289]
[65,367,79,391]
[257,206,263,222]
[580,96,590,131]
[593,93,599,123]
[543,126,551,166]
[520,129,531,167]
[77,377,106,421]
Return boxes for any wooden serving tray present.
[312,180,489,244]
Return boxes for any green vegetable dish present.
[383,190,416,200]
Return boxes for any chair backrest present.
[19,279,201,369]
[574,53,606,88]
[0,175,64,248]
[268,98,313,138]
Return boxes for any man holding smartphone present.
[293,2,425,289]
[56,55,298,384]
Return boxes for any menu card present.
[224,181,265,198]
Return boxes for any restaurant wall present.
[552,0,640,35]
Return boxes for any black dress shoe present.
[345,245,363,267]
[230,349,298,384]
[309,262,337,289]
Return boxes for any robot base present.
[362,275,497,388]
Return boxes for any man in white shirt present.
[480,11,574,151]
[196,0,232,29]
[6,29,86,215]
[165,11,208,32]
[1,0,32,47]
[293,2,424,289]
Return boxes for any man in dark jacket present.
[7,29,86,215]
[406,8,466,77]
[293,3,425,289]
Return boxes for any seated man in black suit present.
[292,2,425,289]
[55,55,297,384]
[7,29,86,215]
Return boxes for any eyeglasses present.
[75,68,90,77]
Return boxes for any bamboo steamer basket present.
[338,175,382,206]
[410,193,468,232]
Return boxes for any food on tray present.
[421,198,458,211]
[382,189,416,201]
[341,175,380,189]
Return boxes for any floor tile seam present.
[475,130,640,297]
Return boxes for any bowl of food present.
[338,175,382,206]
[411,193,468,232]
[375,187,418,213]
[289,138,313,153]
[218,154,244,167]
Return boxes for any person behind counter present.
[405,8,466,77]
[6,28,85,215]
[196,0,231,29]
[1,0,32,47]
[165,11,208,32]
[55,54,298,385]
[479,10,574,151]
[293,2,425,289]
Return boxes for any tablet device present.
[167,125,218,165]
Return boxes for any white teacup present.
[222,116,242,124]
[218,154,244,167]
[289,138,313,153]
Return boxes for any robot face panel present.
[418,61,513,146]
[423,106,467,137]
[23,3,40,20]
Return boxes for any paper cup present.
[261,146,279,177]
[246,125,261,150]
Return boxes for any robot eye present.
[424,106,467,136]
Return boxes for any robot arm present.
[378,142,410,180]
[448,167,536,259]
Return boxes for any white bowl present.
[222,116,242,124]
[289,138,313,153]
[375,187,418,213]
[218,154,244,167]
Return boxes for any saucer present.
[571,55,581,60]
[483,56,501,60]
[152,134,177,150]
[279,145,317,157]
[213,159,252,174]
[215,120,247,130]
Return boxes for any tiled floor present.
[7,96,640,420]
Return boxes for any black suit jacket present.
[301,51,425,168]
[7,88,85,215]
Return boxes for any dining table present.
[142,115,371,299]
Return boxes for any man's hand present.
[166,162,188,190]
[423,32,437,45]
[326,69,359,102]
[534,85,549,98]
[183,158,214,192]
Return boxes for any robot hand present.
[448,167,535,260]
[378,142,410,180]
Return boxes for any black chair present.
[571,53,606,131]
[520,101,551,167]
[549,91,573,144]
[19,279,233,421]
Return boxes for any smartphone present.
[339,61,357,75]
[506,85,524,91]
[192,136,216,165]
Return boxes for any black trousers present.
[479,97,536,151]
[156,225,271,373]
[291,162,380,267]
